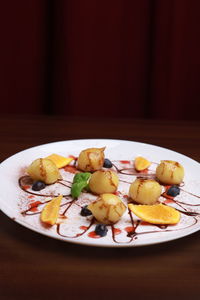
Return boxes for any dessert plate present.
[0,139,200,247]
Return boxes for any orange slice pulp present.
[46,154,73,169]
[128,203,180,224]
[134,156,151,171]
[41,195,63,225]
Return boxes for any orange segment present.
[46,154,73,168]
[134,156,151,171]
[41,195,63,225]
[128,203,180,224]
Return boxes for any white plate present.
[0,139,200,247]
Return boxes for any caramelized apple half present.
[77,147,105,172]
[156,160,184,185]
[88,193,126,225]
[129,178,162,205]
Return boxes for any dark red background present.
[1,0,200,120]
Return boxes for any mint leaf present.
[71,172,91,198]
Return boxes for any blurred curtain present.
[0,0,200,120]
[0,1,47,114]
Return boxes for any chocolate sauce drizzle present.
[19,160,200,244]
[19,176,71,198]
[112,163,155,178]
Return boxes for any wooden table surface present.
[0,115,200,300]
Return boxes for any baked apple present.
[88,193,126,224]
[77,147,105,172]
[27,158,60,184]
[129,178,162,205]
[89,170,119,194]
[156,160,184,185]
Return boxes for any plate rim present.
[1,138,200,167]
[0,138,200,248]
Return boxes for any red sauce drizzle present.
[88,231,101,239]
[124,226,134,233]
[80,226,88,231]
[29,201,42,212]
[29,207,38,212]
[120,160,131,164]
[138,168,148,174]
[164,198,174,204]
[19,158,200,244]
[140,221,150,226]
[113,228,121,235]
[23,185,31,190]
[64,165,78,174]
[30,201,42,208]
[114,191,120,196]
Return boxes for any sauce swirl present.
[18,159,200,244]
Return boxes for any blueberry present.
[32,181,46,191]
[103,158,113,168]
[166,185,180,197]
[95,224,108,237]
[80,205,92,216]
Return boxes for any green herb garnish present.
[71,172,91,198]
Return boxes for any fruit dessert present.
[128,203,180,225]
[88,193,126,225]
[77,147,105,171]
[17,148,200,244]
[129,178,162,205]
[89,170,119,194]
[27,158,60,184]
[156,160,184,185]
